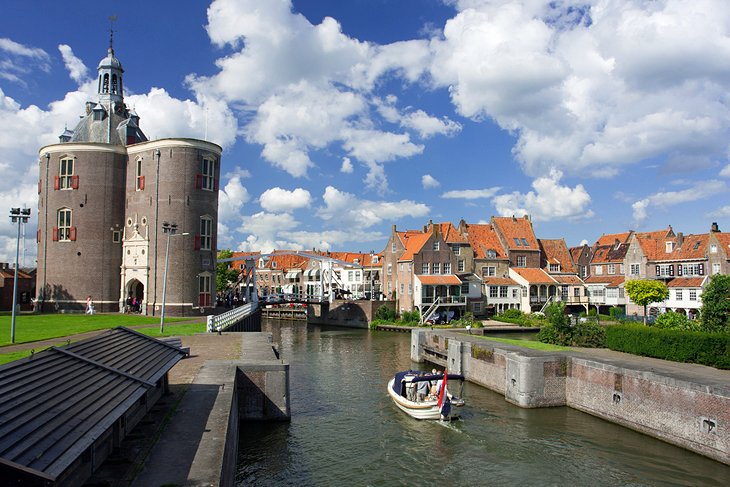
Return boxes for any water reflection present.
[237,321,730,486]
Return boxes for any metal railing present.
[420,295,466,305]
[207,302,257,332]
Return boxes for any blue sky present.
[1,0,729,264]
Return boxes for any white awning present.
[285,271,299,279]
[304,269,321,278]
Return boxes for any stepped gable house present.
[36,41,221,315]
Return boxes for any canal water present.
[237,322,730,486]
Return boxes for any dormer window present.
[665,241,674,253]
[693,241,701,250]
[272,261,277,269]
[549,263,560,272]
[487,249,496,259]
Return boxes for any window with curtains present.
[56,208,73,241]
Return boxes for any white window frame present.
[201,157,216,191]
[675,289,683,301]
[656,264,672,277]
[595,265,603,275]
[630,263,640,276]
[483,266,496,277]
[680,263,702,276]
[443,262,451,274]
[432,263,440,274]
[200,216,213,250]
[453,245,460,255]
[516,256,526,267]
[549,263,560,273]
[59,158,74,190]
[458,260,465,272]
[689,289,697,301]
[421,263,429,274]
[433,241,440,251]
[607,264,616,275]
[710,244,718,254]
[198,274,212,307]
[135,159,143,191]
[712,263,721,275]
[57,208,72,241]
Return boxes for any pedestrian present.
[85,295,95,315]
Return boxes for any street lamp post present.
[369,251,375,301]
[160,222,189,333]
[9,208,31,343]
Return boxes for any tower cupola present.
[96,43,124,110]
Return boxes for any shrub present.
[654,311,700,331]
[399,310,420,323]
[609,307,623,319]
[570,321,606,347]
[605,324,730,369]
[374,305,395,322]
[499,308,525,320]
[537,316,606,347]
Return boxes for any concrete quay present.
[412,328,730,466]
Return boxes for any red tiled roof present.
[632,228,676,261]
[429,222,467,243]
[491,216,539,250]
[595,232,632,246]
[584,275,625,287]
[714,233,730,254]
[464,223,507,259]
[551,274,584,285]
[399,231,431,262]
[417,275,462,285]
[539,239,576,273]
[511,268,556,283]
[669,234,708,261]
[482,277,518,286]
[667,277,705,287]
[0,268,33,279]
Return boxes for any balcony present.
[421,295,466,305]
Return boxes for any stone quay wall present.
[411,329,729,466]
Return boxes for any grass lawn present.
[0,320,208,366]
[0,313,190,347]
[477,335,570,351]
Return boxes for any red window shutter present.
[194,234,201,250]
[52,227,58,241]
[71,175,79,189]
[53,176,60,190]
[38,180,41,194]
[69,227,77,241]
[37,229,41,243]
[198,293,204,306]
[139,175,145,190]
[195,174,203,190]
[214,178,219,191]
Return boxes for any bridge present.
[207,251,366,332]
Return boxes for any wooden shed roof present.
[0,327,185,481]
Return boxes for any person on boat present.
[416,375,430,402]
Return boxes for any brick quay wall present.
[411,329,730,466]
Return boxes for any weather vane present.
[108,15,117,50]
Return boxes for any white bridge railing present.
[207,302,258,332]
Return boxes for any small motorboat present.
[387,370,465,420]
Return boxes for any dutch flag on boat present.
[438,369,451,418]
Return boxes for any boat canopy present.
[391,370,465,394]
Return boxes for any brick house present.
[0,264,35,312]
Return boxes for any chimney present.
[676,232,684,248]
[711,222,720,233]
[391,224,396,233]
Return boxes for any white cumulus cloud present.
[492,169,593,222]
[631,180,727,226]
[422,174,440,189]
[317,186,429,227]
[442,188,501,200]
[340,157,354,173]
[58,44,88,84]
[259,187,312,213]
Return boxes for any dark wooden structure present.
[0,327,186,486]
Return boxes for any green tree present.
[700,274,730,333]
[624,280,669,326]
[216,249,239,293]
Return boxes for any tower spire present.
[108,15,117,53]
